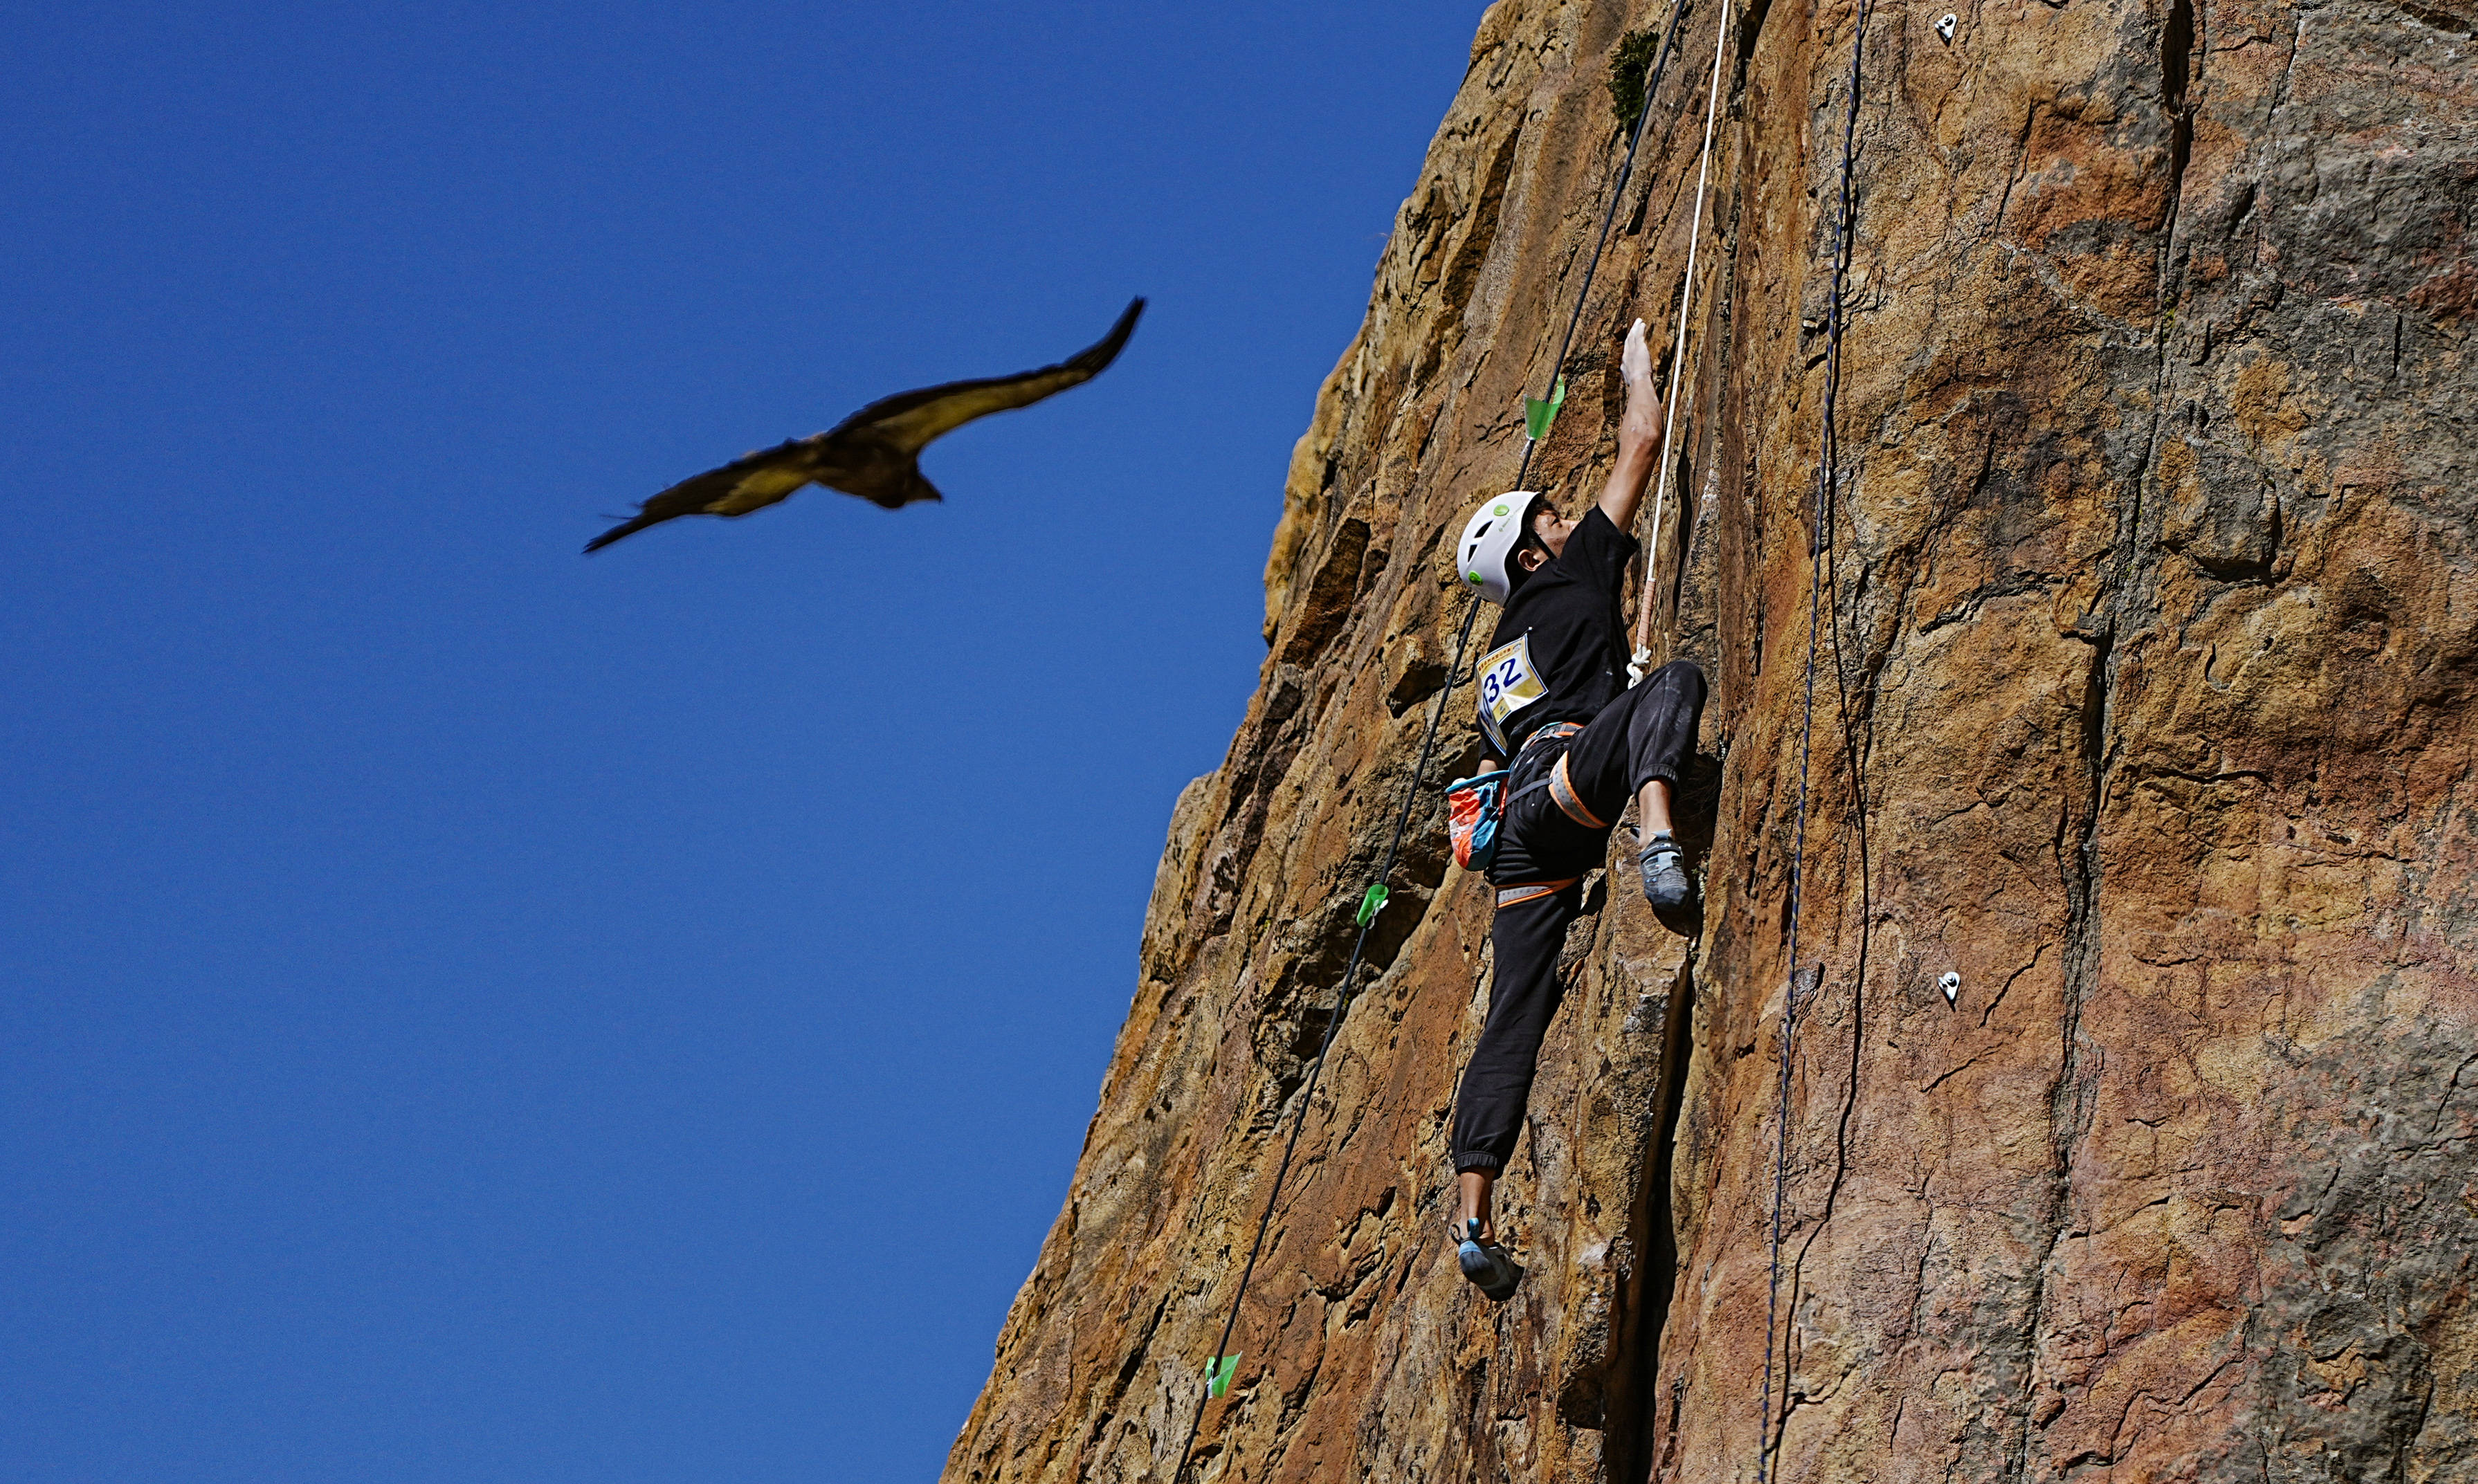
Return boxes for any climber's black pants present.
[1450,660,1706,1174]
[1450,881,1584,1174]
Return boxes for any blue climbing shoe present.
[1639,833,1691,909]
[1457,1218,1521,1302]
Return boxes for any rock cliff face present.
[945,0,2478,1478]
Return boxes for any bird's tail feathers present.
[848,464,942,510]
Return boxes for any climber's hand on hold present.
[1597,318,1666,530]
[1615,313,1655,406]
[1619,316,1661,446]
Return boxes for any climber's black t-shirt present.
[1477,506,1639,758]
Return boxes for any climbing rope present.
[1164,7,1697,1479]
[1630,0,1735,679]
[1754,3,1870,1480]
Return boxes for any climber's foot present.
[1457,1218,1522,1302]
[1639,833,1692,909]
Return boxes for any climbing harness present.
[1629,0,1735,682]
[1754,3,1871,1481]
[1163,4,1697,1477]
[1451,719,1592,878]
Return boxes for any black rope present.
[1754,2,1869,1479]
[1164,8,1697,1478]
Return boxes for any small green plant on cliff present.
[1607,28,1662,134]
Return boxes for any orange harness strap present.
[1548,753,1609,830]
[1495,879,1580,909]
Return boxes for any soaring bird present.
[585,297,1145,553]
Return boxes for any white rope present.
[1630,0,1733,682]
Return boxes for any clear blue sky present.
[0,4,1480,1479]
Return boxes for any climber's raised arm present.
[1594,318,1666,533]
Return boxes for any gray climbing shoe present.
[1458,1218,1522,1302]
[1639,833,1692,909]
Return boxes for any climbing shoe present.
[1639,833,1692,909]
[1457,1218,1522,1302]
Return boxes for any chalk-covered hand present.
[1622,317,1653,388]
[1619,318,1664,452]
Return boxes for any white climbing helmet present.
[1456,491,1545,605]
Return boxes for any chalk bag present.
[1446,770,1511,873]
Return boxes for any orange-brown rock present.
[946,0,2478,1478]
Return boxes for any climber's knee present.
[1648,657,1706,700]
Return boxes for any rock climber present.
[1445,318,1708,1301]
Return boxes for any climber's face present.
[1515,504,1576,573]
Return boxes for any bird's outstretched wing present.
[828,297,1145,455]
[583,438,814,553]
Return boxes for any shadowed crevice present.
[1615,959,1699,1484]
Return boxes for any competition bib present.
[1476,634,1548,753]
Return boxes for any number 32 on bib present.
[1476,634,1547,755]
